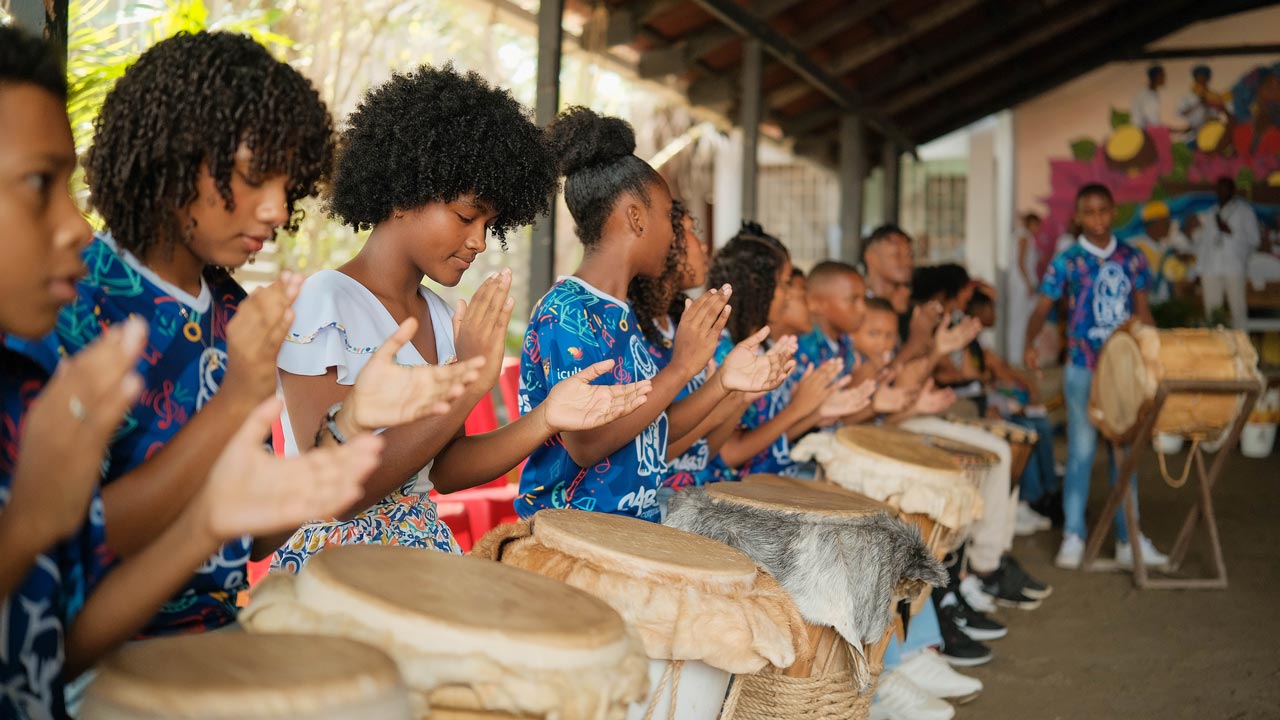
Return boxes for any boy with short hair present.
[796,261,866,372]
[1024,183,1164,569]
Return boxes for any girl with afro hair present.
[627,202,795,497]
[6,30,449,642]
[519,108,791,521]
[0,26,385,717]
[273,66,652,567]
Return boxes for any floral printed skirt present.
[271,480,459,573]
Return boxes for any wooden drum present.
[1090,321,1263,443]
[472,509,809,720]
[240,546,647,720]
[665,481,945,720]
[82,633,413,720]
[914,434,997,552]
[943,415,1038,485]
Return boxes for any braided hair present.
[708,222,790,343]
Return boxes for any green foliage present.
[1169,142,1194,181]
[1109,108,1131,129]
[1236,167,1255,195]
[1112,202,1137,229]
[1069,138,1097,161]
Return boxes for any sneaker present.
[946,590,1008,641]
[870,670,956,720]
[958,575,996,614]
[937,604,994,666]
[1031,491,1065,529]
[1000,555,1052,600]
[897,649,983,703]
[1014,501,1053,536]
[1116,535,1170,569]
[1055,532,1085,569]
[977,567,1042,610]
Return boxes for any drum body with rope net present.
[792,426,981,562]
[665,480,946,720]
[471,509,808,720]
[82,633,414,720]
[943,415,1037,486]
[240,545,647,720]
[1090,321,1263,445]
[913,433,997,554]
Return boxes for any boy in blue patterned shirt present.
[1024,183,1162,570]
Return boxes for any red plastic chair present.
[498,357,522,423]
[436,501,473,551]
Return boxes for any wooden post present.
[881,141,900,224]
[839,114,866,261]
[740,38,762,222]
[529,0,564,310]
[9,0,68,59]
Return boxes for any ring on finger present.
[69,395,88,422]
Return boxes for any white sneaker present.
[1055,533,1085,569]
[871,670,956,720]
[958,575,996,614]
[1014,501,1053,536]
[896,650,983,703]
[1116,535,1170,569]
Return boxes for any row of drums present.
[83,420,1036,720]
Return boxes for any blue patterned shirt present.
[1039,237,1150,369]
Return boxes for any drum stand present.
[1080,378,1262,590]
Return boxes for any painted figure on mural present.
[1130,64,1166,129]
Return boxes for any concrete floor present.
[954,445,1280,720]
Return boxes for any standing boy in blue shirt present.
[1024,183,1165,570]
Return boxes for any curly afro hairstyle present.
[329,64,556,243]
[85,31,333,259]
[629,199,692,348]
[546,106,663,248]
[0,25,66,100]
[708,222,790,343]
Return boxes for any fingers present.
[574,358,616,384]
[235,396,285,449]
[740,326,770,352]
[831,374,853,391]
[373,318,419,364]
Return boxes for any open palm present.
[719,327,798,392]
[913,381,957,415]
[199,398,382,540]
[348,318,485,432]
[544,359,652,432]
[935,315,983,356]
[820,378,876,419]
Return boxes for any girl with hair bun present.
[519,108,790,520]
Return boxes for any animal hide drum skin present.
[665,488,946,691]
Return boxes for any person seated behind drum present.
[692,227,868,481]
[964,291,1060,535]
[627,202,796,494]
[1024,182,1165,570]
[519,109,789,521]
[0,28,387,717]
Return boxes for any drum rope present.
[719,669,876,719]
[641,659,684,720]
[1155,436,1202,488]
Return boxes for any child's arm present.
[668,391,745,459]
[1133,289,1155,326]
[1023,295,1058,371]
[67,399,380,675]
[100,275,302,559]
[0,321,147,600]
[718,361,840,467]
[985,350,1042,404]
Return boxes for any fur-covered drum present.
[1090,321,1263,443]
[471,509,809,720]
[239,545,647,720]
[665,480,945,720]
[82,633,413,720]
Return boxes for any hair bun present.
[546,106,636,177]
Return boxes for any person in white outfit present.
[1008,213,1042,362]
[1186,177,1261,329]
[1130,65,1166,129]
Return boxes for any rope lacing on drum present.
[642,660,684,720]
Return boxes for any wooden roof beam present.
[636,0,807,79]
[686,0,916,151]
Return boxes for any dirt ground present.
[954,445,1280,720]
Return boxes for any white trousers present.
[1200,273,1248,330]
[900,417,1016,574]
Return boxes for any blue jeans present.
[1063,363,1139,542]
[882,597,943,671]
[1008,415,1057,503]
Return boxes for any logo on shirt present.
[1089,262,1132,342]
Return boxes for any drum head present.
[835,426,961,473]
[1092,329,1148,440]
[85,633,408,719]
[918,435,998,468]
[533,508,757,582]
[707,478,894,518]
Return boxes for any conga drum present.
[792,426,981,561]
[665,481,945,720]
[240,546,647,720]
[472,509,809,720]
[943,415,1038,486]
[1090,321,1263,444]
[82,633,413,719]
[913,434,998,552]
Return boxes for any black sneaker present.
[937,604,994,667]
[947,591,1008,641]
[978,567,1042,610]
[1000,554,1052,600]
[1031,491,1064,528]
